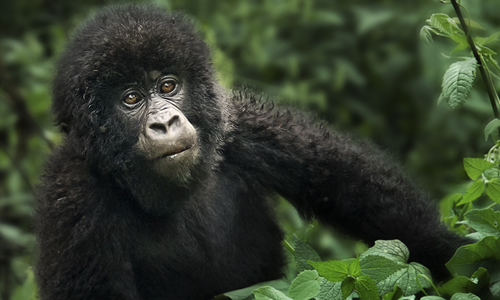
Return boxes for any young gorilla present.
[35,5,469,300]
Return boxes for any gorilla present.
[35,4,469,300]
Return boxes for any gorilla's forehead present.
[61,5,212,84]
[148,70,162,81]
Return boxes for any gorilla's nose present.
[146,110,183,140]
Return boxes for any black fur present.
[35,5,469,300]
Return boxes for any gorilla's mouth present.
[158,145,194,159]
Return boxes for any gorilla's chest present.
[129,189,285,299]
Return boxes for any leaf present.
[464,208,500,237]
[360,240,432,296]
[440,58,477,109]
[354,276,379,300]
[475,31,500,46]
[421,297,446,300]
[430,13,457,37]
[487,178,500,204]
[360,240,409,263]
[451,18,485,30]
[450,293,481,300]
[308,260,351,282]
[253,287,292,300]
[220,280,290,300]
[485,119,500,142]
[382,286,404,300]
[288,270,320,300]
[341,277,355,299]
[316,279,343,300]
[463,158,495,180]
[347,257,361,277]
[458,179,484,205]
[438,267,490,296]
[420,26,434,44]
[294,235,321,273]
[446,236,500,281]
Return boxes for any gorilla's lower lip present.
[158,145,192,159]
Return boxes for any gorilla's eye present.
[123,93,142,106]
[159,78,178,95]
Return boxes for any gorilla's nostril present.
[168,115,180,128]
[149,123,167,134]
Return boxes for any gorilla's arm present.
[35,145,140,300]
[225,95,469,279]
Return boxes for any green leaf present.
[360,240,432,296]
[446,236,500,281]
[288,270,320,300]
[220,280,290,300]
[420,26,434,44]
[484,119,500,141]
[421,297,446,300]
[253,287,292,300]
[475,31,500,46]
[458,179,484,205]
[439,267,490,296]
[354,276,379,300]
[294,235,321,273]
[341,277,355,299]
[316,279,343,300]
[360,240,409,263]
[382,286,404,300]
[487,178,500,204]
[309,260,351,282]
[450,293,481,300]
[11,269,37,300]
[464,208,500,237]
[463,158,495,180]
[440,58,477,109]
[430,13,458,37]
[347,257,361,277]
[451,18,485,30]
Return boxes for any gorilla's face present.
[116,70,200,182]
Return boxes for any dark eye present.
[159,78,178,95]
[123,93,142,105]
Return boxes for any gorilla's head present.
[52,5,228,213]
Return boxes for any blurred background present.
[0,0,499,298]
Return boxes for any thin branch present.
[450,0,500,120]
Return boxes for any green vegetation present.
[1,0,500,299]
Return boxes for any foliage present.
[1,0,500,299]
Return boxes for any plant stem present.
[282,239,295,255]
[450,0,500,120]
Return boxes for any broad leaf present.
[446,236,500,281]
[316,279,343,300]
[450,293,481,300]
[220,280,290,300]
[420,26,434,44]
[458,179,484,205]
[484,119,500,142]
[463,208,500,237]
[487,178,500,204]
[354,276,379,300]
[463,158,495,180]
[439,268,490,296]
[440,58,477,109]
[341,277,355,299]
[308,260,350,282]
[360,240,431,296]
[294,235,321,273]
[288,270,320,300]
[253,287,292,300]
[429,13,458,37]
